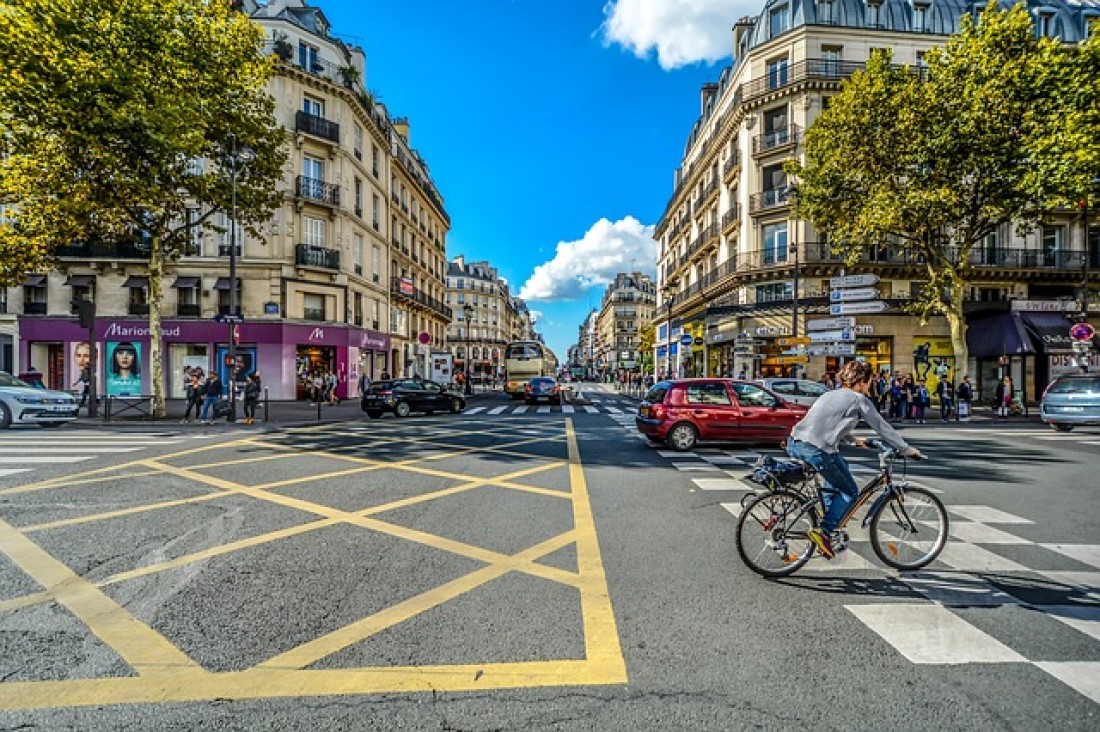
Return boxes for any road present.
[0,387,1097,730]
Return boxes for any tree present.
[0,0,287,416]
[790,4,1059,370]
[637,323,655,375]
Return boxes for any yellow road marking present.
[23,492,226,533]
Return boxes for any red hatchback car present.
[636,379,809,451]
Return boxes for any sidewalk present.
[70,388,499,429]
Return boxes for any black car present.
[525,377,562,405]
[361,378,466,418]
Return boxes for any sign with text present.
[830,274,880,289]
[807,343,857,357]
[830,301,887,315]
[830,287,879,302]
[809,329,856,343]
[777,337,811,347]
[806,317,856,331]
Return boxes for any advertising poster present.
[914,338,955,395]
[105,341,142,396]
[215,346,257,389]
[69,341,101,389]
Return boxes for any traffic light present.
[73,299,96,329]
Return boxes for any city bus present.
[503,340,558,399]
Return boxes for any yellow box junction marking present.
[0,418,626,709]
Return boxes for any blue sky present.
[318,0,753,359]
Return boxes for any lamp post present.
[226,135,254,423]
[788,184,801,379]
[462,302,474,395]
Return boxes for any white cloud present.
[600,0,751,70]
[518,217,657,302]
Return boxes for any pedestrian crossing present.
[464,398,636,417]
[0,430,199,482]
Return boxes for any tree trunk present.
[148,235,166,418]
[943,298,969,381]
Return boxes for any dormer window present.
[913,6,927,32]
[818,0,836,25]
[770,4,789,36]
[867,0,883,28]
[1036,8,1055,37]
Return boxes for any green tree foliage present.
[790,4,1064,369]
[637,322,655,374]
[0,0,287,415]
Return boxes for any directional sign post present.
[806,317,856,332]
[830,287,880,302]
[830,274,880,289]
[830,301,887,316]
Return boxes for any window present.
[981,231,1001,265]
[354,233,364,275]
[913,6,927,32]
[372,193,380,229]
[353,123,363,160]
[304,216,326,248]
[371,145,380,177]
[731,383,779,407]
[767,57,789,89]
[867,3,881,28]
[756,281,793,302]
[302,95,323,117]
[354,293,363,326]
[372,299,380,329]
[303,156,324,182]
[1037,11,1054,37]
[298,43,320,73]
[821,45,841,76]
[371,245,380,283]
[304,293,326,321]
[769,4,789,35]
[763,107,789,146]
[186,207,203,255]
[685,382,732,406]
[23,277,47,314]
[218,211,243,255]
[1042,226,1061,266]
[354,178,362,216]
[818,0,836,24]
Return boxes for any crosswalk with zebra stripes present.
[0,430,215,481]
[463,399,635,416]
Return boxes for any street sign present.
[777,336,812,347]
[830,287,879,302]
[418,331,432,345]
[830,274,880,289]
[806,317,855,331]
[732,346,755,355]
[213,313,243,324]
[809,329,856,343]
[680,334,694,346]
[806,343,856,357]
[830,301,887,315]
[1070,323,1096,342]
[778,355,809,364]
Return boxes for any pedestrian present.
[358,371,372,398]
[914,380,930,424]
[890,376,906,422]
[957,374,973,421]
[994,375,1014,418]
[326,371,339,405]
[936,377,955,422]
[243,372,261,425]
[182,372,204,423]
[72,363,91,410]
[199,373,222,424]
[310,371,323,404]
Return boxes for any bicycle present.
[735,440,949,577]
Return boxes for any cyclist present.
[787,360,922,559]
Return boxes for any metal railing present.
[389,278,452,320]
[295,243,341,270]
[295,110,340,144]
[753,124,802,155]
[748,187,791,214]
[296,176,341,207]
[54,241,149,259]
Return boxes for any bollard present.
[263,387,269,423]
[317,397,322,422]
[104,395,112,423]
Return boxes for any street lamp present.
[226,135,254,423]
[462,302,474,395]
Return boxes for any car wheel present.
[0,403,10,429]
[449,398,462,414]
[1052,423,1074,433]
[40,422,65,428]
[666,423,698,451]
[366,410,383,419]
[394,401,412,418]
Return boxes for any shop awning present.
[212,277,240,290]
[172,276,201,289]
[64,274,95,287]
[123,275,148,288]
[1019,311,1077,354]
[23,274,46,287]
[966,312,1034,358]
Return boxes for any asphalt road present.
[0,388,1097,730]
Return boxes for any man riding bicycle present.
[787,361,922,559]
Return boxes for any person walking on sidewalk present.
[937,377,955,422]
[182,372,204,423]
[957,375,973,421]
[243,372,261,425]
[994,375,1014,418]
[199,373,222,424]
[914,381,930,424]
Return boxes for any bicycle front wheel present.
[735,489,816,578]
[869,486,949,571]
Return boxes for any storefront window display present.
[296,345,336,400]
[168,344,208,398]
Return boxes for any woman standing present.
[182,371,204,423]
[994,375,1014,417]
[243,372,261,425]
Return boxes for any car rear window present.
[531,378,555,386]
[1047,377,1100,395]
[367,381,396,393]
[644,384,670,403]
[685,383,732,405]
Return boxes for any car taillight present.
[525,384,532,392]
[649,404,666,420]
[378,390,392,396]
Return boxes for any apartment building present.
[445,256,527,381]
[9,0,450,400]
[654,0,1098,402]
[593,272,656,378]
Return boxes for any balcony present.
[753,125,802,156]
[723,153,741,180]
[389,277,453,320]
[295,110,340,144]
[296,243,341,270]
[23,302,47,315]
[53,241,149,259]
[177,304,201,318]
[295,176,340,207]
[748,187,791,215]
[721,205,740,231]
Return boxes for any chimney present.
[452,254,465,270]
[392,117,410,141]
[700,83,718,114]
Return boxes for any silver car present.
[1040,374,1100,432]
[756,378,830,406]
[0,371,79,429]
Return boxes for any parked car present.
[756,378,830,407]
[1040,374,1100,432]
[525,377,562,405]
[636,378,809,451]
[361,378,466,419]
[0,371,79,429]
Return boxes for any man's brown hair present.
[837,361,874,388]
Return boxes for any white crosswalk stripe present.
[0,456,95,463]
[0,469,32,478]
[537,406,551,414]
[583,406,599,413]
[561,405,575,414]
[511,405,529,414]
[488,406,508,415]
[0,430,189,481]
[464,407,486,414]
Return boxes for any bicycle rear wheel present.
[735,489,816,577]
[869,486,949,570]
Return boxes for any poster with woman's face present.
[106,341,143,396]
[69,341,100,386]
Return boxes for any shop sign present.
[830,301,887,315]
[1010,300,1074,312]
[264,302,280,315]
[104,322,182,338]
[830,274,879,288]
[829,287,879,302]
[777,337,811,347]
[807,317,856,331]
[307,327,325,342]
[778,355,809,364]
[400,277,415,296]
[1050,352,1100,379]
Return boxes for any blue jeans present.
[200,395,219,421]
[787,439,860,533]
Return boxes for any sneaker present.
[807,528,836,559]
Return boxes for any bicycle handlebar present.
[868,438,927,460]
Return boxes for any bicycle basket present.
[746,455,811,486]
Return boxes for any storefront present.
[18,318,390,401]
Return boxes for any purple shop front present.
[18,318,390,400]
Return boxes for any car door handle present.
[693,410,707,415]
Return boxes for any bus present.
[503,340,558,399]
